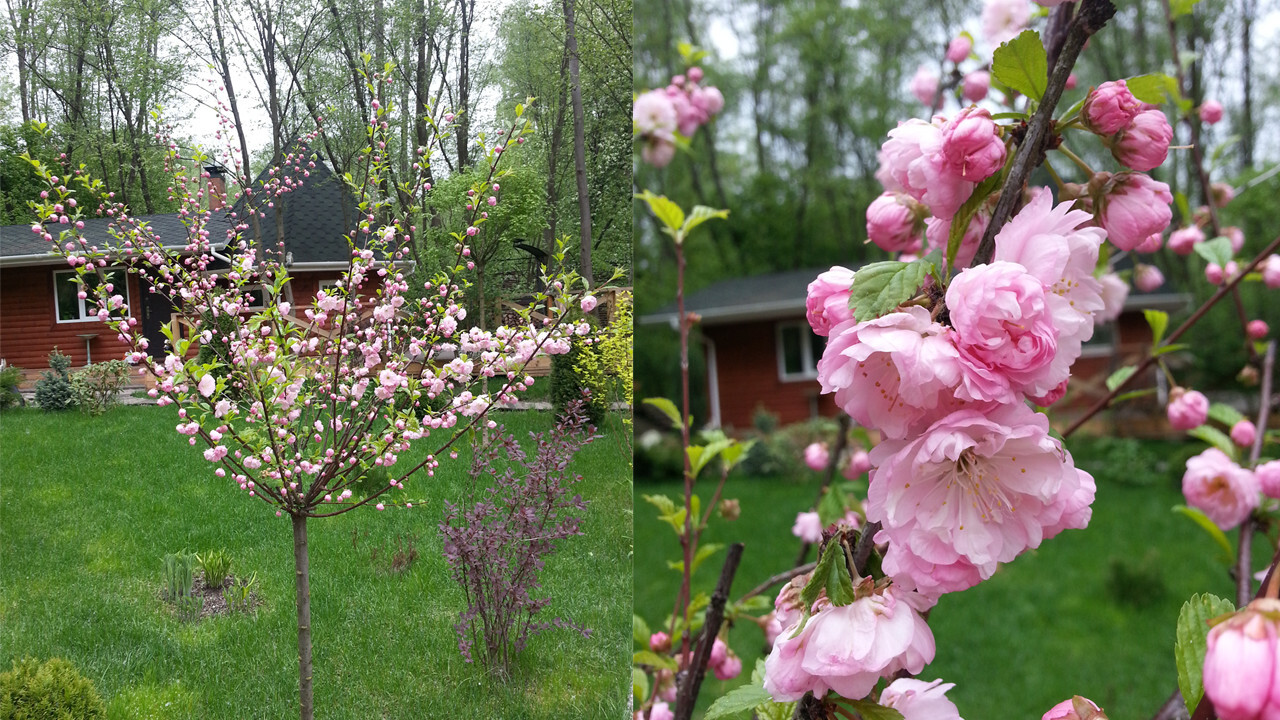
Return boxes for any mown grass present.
[634,435,1272,719]
[1,405,631,719]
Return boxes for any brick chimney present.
[205,164,227,211]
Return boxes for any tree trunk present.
[292,513,314,720]
[562,0,592,288]
[456,0,473,169]
[541,43,570,275]
[1240,0,1255,170]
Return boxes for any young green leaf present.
[703,680,773,720]
[633,614,651,646]
[1174,593,1236,713]
[1172,506,1234,564]
[682,205,731,238]
[992,30,1048,101]
[1144,309,1169,347]
[1105,366,1137,392]
[947,171,1003,269]
[1187,425,1237,459]
[1207,402,1246,428]
[849,260,930,323]
[1124,73,1181,105]
[643,397,685,430]
[635,190,686,236]
[633,650,677,671]
[1192,236,1234,269]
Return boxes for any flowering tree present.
[635,0,1280,718]
[24,86,593,719]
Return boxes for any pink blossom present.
[805,266,857,337]
[866,193,925,253]
[792,511,824,544]
[1136,233,1164,253]
[876,118,977,221]
[962,71,990,102]
[1265,256,1280,289]
[1111,109,1173,172]
[1168,225,1206,255]
[1203,598,1280,720]
[580,295,598,313]
[947,35,972,63]
[982,0,1031,46]
[1094,172,1173,251]
[1066,73,1078,90]
[1182,447,1259,530]
[1225,226,1245,253]
[1248,320,1269,340]
[804,442,830,471]
[709,637,728,668]
[714,653,742,681]
[204,445,228,462]
[1231,419,1257,447]
[635,701,673,720]
[634,90,677,140]
[1082,80,1142,136]
[691,86,725,116]
[649,631,670,652]
[880,678,964,720]
[641,138,676,168]
[198,374,216,397]
[1167,388,1209,430]
[940,107,1007,182]
[1200,100,1224,125]
[947,261,1062,403]
[1212,183,1236,209]
[868,402,1095,596]
[910,66,939,106]
[1095,272,1128,325]
[1135,264,1165,292]
[1043,697,1107,720]
[816,308,966,440]
[1256,460,1280,499]
[844,450,872,479]
[763,583,935,702]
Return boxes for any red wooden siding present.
[703,320,838,430]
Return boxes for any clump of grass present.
[197,549,233,588]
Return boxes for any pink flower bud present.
[1134,264,1165,292]
[803,442,829,471]
[1206,263,1225,285]
[962,70,991,102]
[709,637,728,668]
[1111,109,1173,172]
[791,511,823,544]
[844,450,872,479]
[866,192,924,253]
[687,66,704,83]
[1183,447,1259,529]
[1248,320,1269,339]
[1265,255,1280,289]
[1138,233,1163,253]
[1199,99,1224,125]
[642,138,676,168]
[946,35,972,63]
[1065,73,1078,90]
[1257,460,1280,499]
[580,295,598,313]
[1224,226,1245,253]
[910,65,939,106]
[1168,388,1209,431]
[635,702,674,720]
[1231,419,1257,447]
[691,86,725,116]
[940,107,1006,182]
[649,631,670,652]
[1211,182,1235,208]
[1203,598,1280,720]
[1083,80,1141,135]
[1042,697,1108,720]
[806,266,856,336]
[1168,225,1206,255]
[1094,172,1173,251]
[714,653,742,681]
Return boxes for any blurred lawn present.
[634,435,1272,718]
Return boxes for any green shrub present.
[551,343,603,426]
[0,363,24,409]
[32,349,76,412]
[196,311,239,397]
[196,549,233,588]
[70,360,130,415]
[0,657,105,720]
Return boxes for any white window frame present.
[238,283,293,313]
[53,267,131,324]
[776,321,823,382]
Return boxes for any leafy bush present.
[196,549,233,588]
[574,291,633,427]
[0,363,24,409]
[439,402,595,675]
[70,360,130,415]
[551,342,603,426]
[32,349,75,412]
[0,657,105,720]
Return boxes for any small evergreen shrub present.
[0,363,24,409]
[551,342,602,425]
[0,657,105,720]
[70,360,130,415]
[32,349,76,412]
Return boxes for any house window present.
[238,283,293,312]
[53,268,130,323]
[776,321,825,381]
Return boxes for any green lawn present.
[634,435,1272,719]
[1,405,632,719]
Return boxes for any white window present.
[776,321,825,381]
[238,283,293,312]
[53,268,130,323]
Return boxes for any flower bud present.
[1248,320,1269,340]
[866,192,925,253]
[1231,419,1258,447]
[1199,99,1224,125]
[946,35,972,63]
[804,442,830,471]
[1093,172,1173,251]
[1167,387,1209,431]
[649,631,671,653]
[910,65,939,106]
[1111,109,1173,172]
[1043,697,1109,720]
[1212,182,1235,208]
[1136,233,1163,253]
[1224,226,1245,253]
[962,71,991,102]
[1206,263,1225,285]
[1135,264,1165,292]
[1203,598,1280,720]
[719,498,741,521]
[940,107,1006,182]
[1256,460,1280,499]
[1083,80,1141,135]
[1265,255,1280,289]
[1169,225,1206,256]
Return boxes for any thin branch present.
[674,543,744,720]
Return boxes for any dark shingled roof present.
[227,149,358,264]
[1,213,233,261]
[641,267,842,326]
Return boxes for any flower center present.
[952,448,1015,522]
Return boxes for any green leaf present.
[947,171,1003,269]
[1144,309,1169,347]
[682,205,730,238]
[668,543,723,575]
[1114,388,1158,404]
[1172,506,1234,564]
[841,700,906,720]
[1125,73,1181,105]
[635,191,686,237]
[1169,0,1202,19]
[704,680,773,720]
[632,668,649,704]
[1193,236,1234,268]
[1175,593,1236,713]
[1187,425,1237,459]
[802,540,855,612]
[992,30,1048,101]
[633,650,677,671]
[816,484,850,527]
[720,439,755,471]
[1106,366,1137,392]
[643,397,684,430]
[1208,403,1246,428]
[1153,343,1191,357]
[1175,192,1192,225]
[849,260,929,323]
[633,614,652,646]
[689,437,734,480]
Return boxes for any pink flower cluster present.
[633,67,724,167]
[814,193,1101,597]
[1083,80,1174,172]
[1202,598,1280,720]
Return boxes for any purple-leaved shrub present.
[439,400,595,675]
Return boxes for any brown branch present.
[1064,232,1280,438]
[736,562,817,607]
[852,520,882,577]
[972,0,1117,267]
[674,543,745,720]
[1238,340,1274,606]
